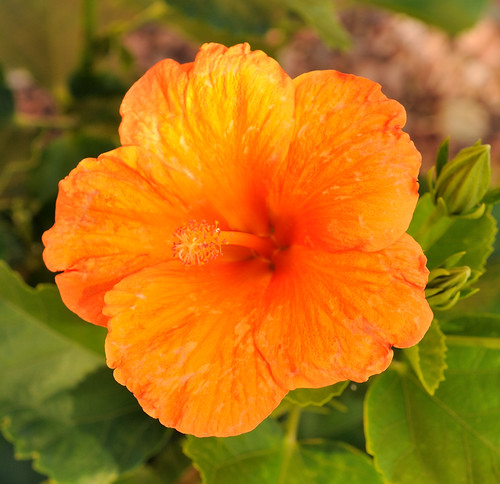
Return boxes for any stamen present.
[172,220,277,265]
[172,220,223,266]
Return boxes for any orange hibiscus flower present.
[43,43,433,437]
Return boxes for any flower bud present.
[425,266,477,311]
[432,142,491,216]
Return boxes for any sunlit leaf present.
[365,321,500,483]
[404,320,447,395]
[185,419,383,484]
[0,262,169,484]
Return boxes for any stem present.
[446,335,500,349]
[277,405,302,484]
[284,404,301,446]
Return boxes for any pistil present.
[172,220,275,265]
[219,230,276,260]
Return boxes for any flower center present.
[172,220,276,265]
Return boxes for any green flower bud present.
[432,142,491,216]
[425,265,477,311]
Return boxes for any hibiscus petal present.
[271,70,421,252]
[119,43,295,234]
[256,234,433,389]
[42,146,218,325]
[103,260,286,437]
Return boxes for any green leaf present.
[359,0,489,35]
[0,0,80,89]
[113,436,192,484]
[0,433,45,484]
[425,209,496,272]
[285,381,348,407]
[30,284,107,357]
[185,419,383,484]
[408,193,436,238]
[0,262,169,484]
[408,194,451,251]
[164,0,351,50]
[365,332,500,484]
[435,138,449,178]
[8,368,170,484]
[112,466,164,484]
[492,203,500,254]
[164,0,277,38]
[283,0,351,49]
[0,262,105,385]
[0,260,106,357]
[404,320,447,395]
[409,193,497,271]
[297,384,366,450]
[482,187,500,205]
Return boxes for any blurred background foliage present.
[1,0,499,483]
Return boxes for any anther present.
[172,220,223,266]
